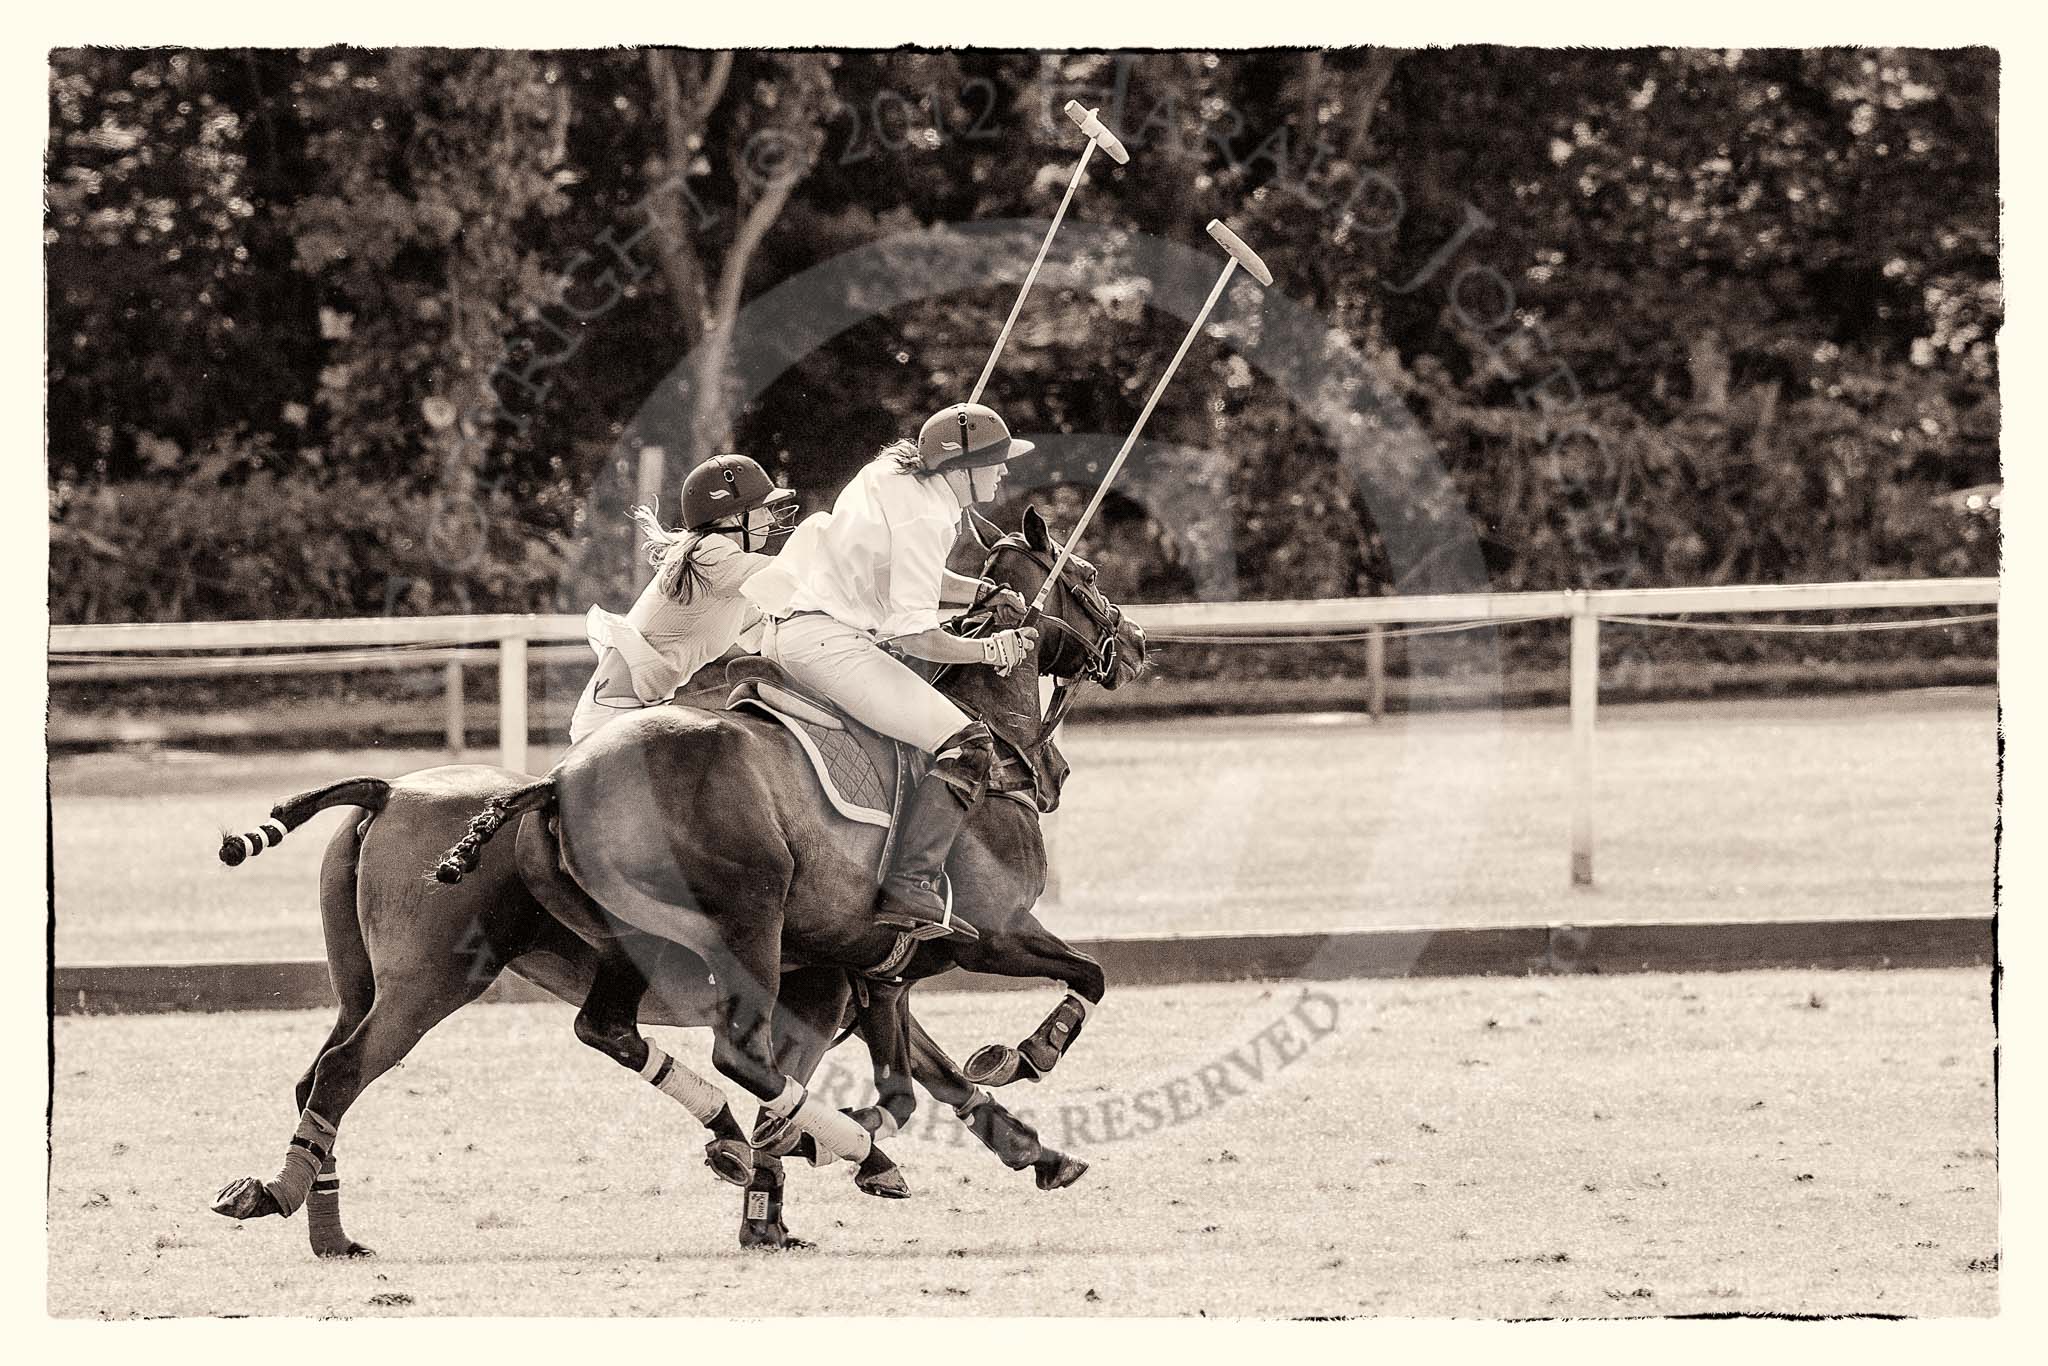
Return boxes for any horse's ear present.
[966,507,1001,551]
[1023,505,1050,552]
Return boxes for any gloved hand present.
[976,580,1030,618]
[979,627,1040,675]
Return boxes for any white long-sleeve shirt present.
[569,534,774,742]
[742,458,962,640]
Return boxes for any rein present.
[918,533,1124,811]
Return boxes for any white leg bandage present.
[762,1078,873,1164]
[637,1044,728,1126]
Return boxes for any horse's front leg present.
[709,942,911,1218]
[905,1009,1088,1191]
[737,967,843,1250]
[956,911,1104,1088]
[845,978,917,1141]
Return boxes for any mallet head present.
[1206,219,1274,287]
[1063,100,1130,165]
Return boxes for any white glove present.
[979,627,1040,675]
[977,581,1030,617]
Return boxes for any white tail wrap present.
[638,1043,728,1125]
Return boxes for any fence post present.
[1569,596,1598,886]
[1365,625,1387,718]
[498,635,529,774]
[443,659,465,762]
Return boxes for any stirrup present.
[876,875,978,944]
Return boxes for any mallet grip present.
[1063,100,1130,165]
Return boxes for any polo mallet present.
[1027,219,1273,617]
[967,101,1130,406]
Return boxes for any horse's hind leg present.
[214,819,502,1237]
[236,812,377,1256]
[907,1012,1087,1192]
[515,813,750,1185]
[214,969,490,1230]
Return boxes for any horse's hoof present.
[211,1177,282,1220]
[855,1148,912,1200]
[1034,1153,1088,1191]
[704,1138,753,1187]
[314,1241,376,1259]
[750,1112,804,1160]
[963,1044,1025,1087]
[740,1222,815,1251]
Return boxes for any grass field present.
[50,690,1998,963]
[49,968,1997,1318]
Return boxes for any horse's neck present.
[939,654,1047,752]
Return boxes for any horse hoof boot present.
[210,1177,282,1220]
[1034,1152,1089,1191]
[314,1241,376,1259]
[704,1138,753,1187]
[750,1112,804,1160]
[1018,1036,1062,1076]
[854,1148,912,1200]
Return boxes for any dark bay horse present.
[428,506,1146,1216]
[208,758,1086,1257]
[209,508,1140,1254]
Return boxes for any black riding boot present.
[875,723,994,944]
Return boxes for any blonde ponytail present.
[628,503,714,604]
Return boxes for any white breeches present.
[760,613,970,755]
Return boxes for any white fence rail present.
[50,577,1998,885]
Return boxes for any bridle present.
[978,535,1126,687]
[964,532,1129,754]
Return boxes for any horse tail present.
[218,777,392,867]
[433,778,556,885]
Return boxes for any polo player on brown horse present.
[421,417,1145,1199]
[210,486,1145,1247]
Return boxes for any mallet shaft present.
[1033,259,1240,606]
[969,141,1097,407]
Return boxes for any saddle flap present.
[739,680,843,731]
[724,657,843,730]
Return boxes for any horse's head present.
[968,506,1149,691]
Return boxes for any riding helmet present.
[680,454,798,532]
[915,403,1036,473]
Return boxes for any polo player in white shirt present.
[744,403,1040,944]
[569,454,796,743]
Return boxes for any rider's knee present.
[931,722,995,797]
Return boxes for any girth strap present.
[859,932,919,984]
